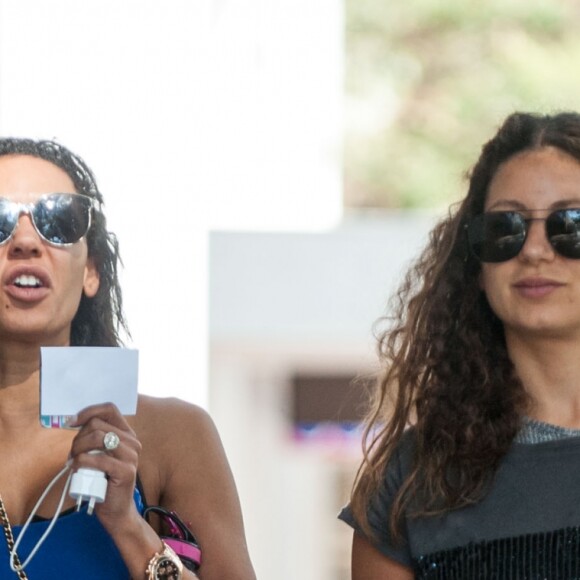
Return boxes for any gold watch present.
[146,541,184,579]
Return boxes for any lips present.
[513,277,563,298]
[3,266,51,302]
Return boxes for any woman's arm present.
[352,532,414,580]
[140,398,256,580]
[68,400,255,579]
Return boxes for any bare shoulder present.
[133,395,256,579]
[134,394,214,436]
[133,395,222,470]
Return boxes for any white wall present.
[0,0,212,403]
[0,0,343,407]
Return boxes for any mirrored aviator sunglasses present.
[466,209,580,263]
[0,193,94,247]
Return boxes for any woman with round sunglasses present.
[0,139,256,579]
[340,111,580,579]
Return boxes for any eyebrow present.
[486,198,580,211]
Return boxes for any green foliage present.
[345,0,580,208]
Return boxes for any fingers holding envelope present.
[67,402,143,526]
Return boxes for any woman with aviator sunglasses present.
[0,139,255,579]
[340,111,580,578]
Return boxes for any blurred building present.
[209,212,436,580]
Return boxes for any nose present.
[7,214,43,257]
[518,217,555,263]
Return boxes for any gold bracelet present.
[145,540,184,579]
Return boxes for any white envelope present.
[40,346,139,416]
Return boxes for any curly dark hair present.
[0,138,128,346]
[350,111,580,539]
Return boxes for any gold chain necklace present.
[0,495,28,580]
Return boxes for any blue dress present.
[0,487,144,579]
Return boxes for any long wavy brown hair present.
[350,111,580,539]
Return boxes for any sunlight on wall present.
[0,0,342,407]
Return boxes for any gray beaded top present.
[515,416,580,444]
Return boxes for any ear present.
[83,257,100,298]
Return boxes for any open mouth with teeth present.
[13,275,43,288]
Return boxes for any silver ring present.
[103,431,120,451]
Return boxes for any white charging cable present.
[10,458,107,573]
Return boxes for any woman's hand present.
[67,402,142,529]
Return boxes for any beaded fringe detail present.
[415,526,580,579]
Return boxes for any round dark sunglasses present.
[466,208,580,263]
[0,193,94,247]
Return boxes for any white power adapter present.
[68,452,108,515]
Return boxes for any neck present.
[0,343,43,432]
[507,331,580,428]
